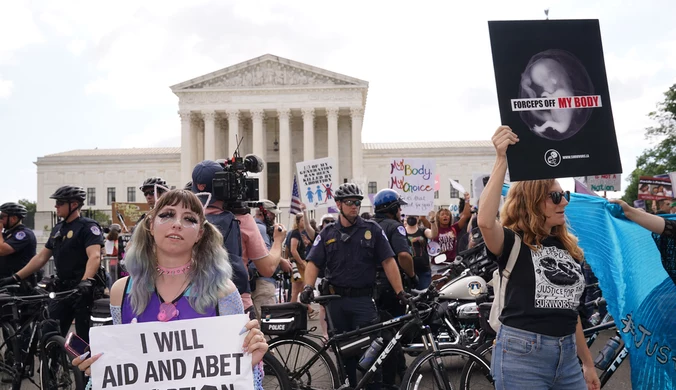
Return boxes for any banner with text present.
[586,174,621,192]
[89,315,253,390]
[638,176,673,201]
[296,157,336,210]
[389,158,435,215]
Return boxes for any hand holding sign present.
[492,126,520,158]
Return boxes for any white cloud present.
[0,0,44,63]
[0,77,12,98]
[120,117,180,148]
[67,39,87,56]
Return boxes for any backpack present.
[488,234,522,333]
[205,211,248,294]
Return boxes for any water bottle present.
[358,337,384,371]
[594,335,622,370]
[290,261,302,281]
[589,312,601,326]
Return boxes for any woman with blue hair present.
[73,189,267,389]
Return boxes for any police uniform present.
[373,213,412,316]
[306,216,394,388]
[0,225,36,280]
[46,216,104,342]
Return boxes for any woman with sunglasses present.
[73,189,267,389]
[478,126,600,390]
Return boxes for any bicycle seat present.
[314,295,341,303]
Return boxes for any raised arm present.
[478,126,519,257]
[610,200,667,235]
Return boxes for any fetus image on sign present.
[519,49,595,141]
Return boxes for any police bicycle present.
[458,298,629,389]
[262,274,493,390]
[0,285,84,390]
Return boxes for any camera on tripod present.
[212,152,264,211]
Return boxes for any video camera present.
[212,139,264,213]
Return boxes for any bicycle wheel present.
[268,335,339,390]
[459,340,494,390]
[401,346,493,390]
[261,352,292,390]
[40,335,84,390]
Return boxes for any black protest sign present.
[90,315,253,390]
[488,19,622,181]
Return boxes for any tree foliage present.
[622,84,676,205]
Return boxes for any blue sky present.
[1,0,675,202]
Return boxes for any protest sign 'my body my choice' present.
[389,158,435,216]
[89,315,253,390]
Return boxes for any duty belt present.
[329,284,373,298]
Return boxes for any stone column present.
[302,108,315,161]
[326,107,340,182]
[350,107,364,181]
[251,109,267,199]
[190,115,200,167]
[278,108,292,208]
[203,111,216,161]
[226,109,240,156]
[179,111,193,185]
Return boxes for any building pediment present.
[171,54,368,92]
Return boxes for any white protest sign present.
[670,172,676,189]
[472,173,490,200]
[586,174,621,192]
[389,158,435,216]
[296,157,337,210]
[90,314,252,390]
[449,179,466,195]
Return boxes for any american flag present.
[290,175,302,215]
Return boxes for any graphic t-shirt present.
[488,228,585,337]
[434,223,460,262]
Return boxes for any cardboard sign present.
[488,19,622,181]
[586,174,621,192]
[112,203,151,232]
[89,315,253,390]
[389,158,436,216]
[638,176,673,200]
[296,157,336,210]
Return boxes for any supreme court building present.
[170,54,369,211]
[34,55,495,229]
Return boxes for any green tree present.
[17,199,36,229]
[623,84,676,205]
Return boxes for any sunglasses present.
[341,200,361,207]
[548,191,570,205]
[323,220,335,224]
[55,200,69,206]
[143,190,155,197]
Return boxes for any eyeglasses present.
[342,200,361,207]
[143,190,155,197]
[55,200,68,206]
[548,191,570,205]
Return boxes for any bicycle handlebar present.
[0,287,80,305]
[584,297,606,309]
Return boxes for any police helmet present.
[0,202,27,219]
[334,183,363,201]
[373,189,408,213]
[139,177,167,191]
[109,223,122,232]
[49,186,86,203]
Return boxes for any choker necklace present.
[157,261,193,276]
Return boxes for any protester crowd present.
[0,130,675,389]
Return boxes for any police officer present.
[0,203,38,288]
[301,183,407,390]
[372,189,416,386]
[5,186,104,343]
[138,177,168,224]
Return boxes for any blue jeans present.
[491,325,586,390]
[416,270,432,290]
